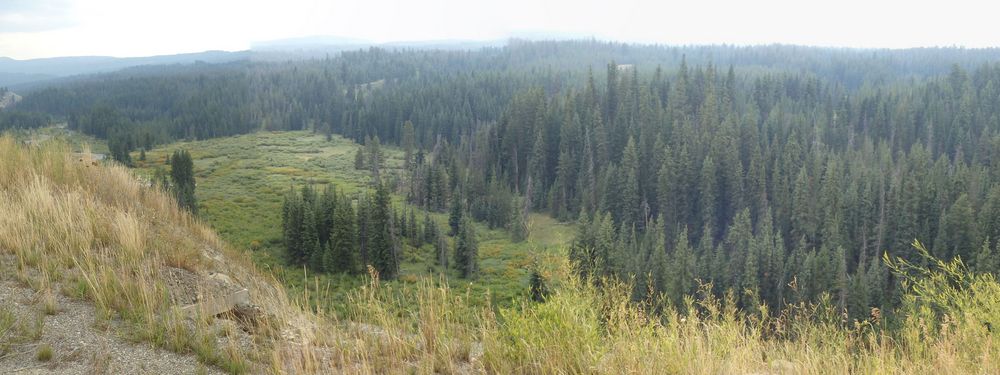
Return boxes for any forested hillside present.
[9,40,1000,326]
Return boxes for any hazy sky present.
[1,0,998,59]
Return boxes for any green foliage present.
[453,217,479,279]
[169,149,197,214]
[449,190,463,236]
[887,240,1000,347]
[353,147,365,170]
[510,196,529,243]
[0,111,50,131]
[369,182,399,280]
[529,266,549,302]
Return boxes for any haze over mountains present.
[0,50,248,88]
[6,35,1000,90]
[0,36,512,88]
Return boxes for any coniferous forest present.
[9,41,1000,326]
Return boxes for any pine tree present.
[848,252,870,321]
[529,266,549,302]
[620,137,641,229]
[354,147,365,170]
[169,149,197,214]
[576,127,598,216]
[724,209,753,290]
[974,238,999,274]
[282,189,305,265]
[423,210,436,245]
[449,189,464,236]
[303,204,322,271]
[940,193,979,262]
[669,228,695,308]
[356,193,371,268]
[528,128,549,207]
[454,217,479,278]
[367,135,385,179]
[317,185,337,249]
[551,149,576,220]
[401,120,416,169]
[832,246,848,313]
[742,224,762,310]
[510,196,529,242]
[325,194,357,273]
[435,226,449,269]
[980,186,1000,249]
[370,182,398,280]
[408,209,420,246]
[647,217,669,298]
[699,156,718,242]
[791,168,816,248]
[595,213,617,276]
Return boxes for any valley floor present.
[133,130,575,312]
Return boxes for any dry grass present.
[0,136,332,373]
[320,262,999,374]
[36,343,52,362]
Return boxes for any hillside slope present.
[0,137,331,373]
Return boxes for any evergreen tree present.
[620,137,642,229]
[282,189,305,264]
[454,217,479,278]
[699,156,718,242]
[449,189,464,236]
[370,182,398,280]
[510,196,530,242]
[366,135,385,179]
[408,209,420,246]
[326,194,357,273]
[354,147,365,170]
[974,238,999,275]
[529,266,549,302]
[304,204,323,271]
[169,149,197,214]
[423,210,437,245]
[402,120,416,169]
[940,193,979,261]
[435,226,449,268]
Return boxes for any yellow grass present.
[0,136,332,373]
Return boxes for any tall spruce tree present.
[370,182,398,280]
[169,149,197,214]
[454,217,479,278]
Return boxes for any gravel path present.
[0,276,224,375]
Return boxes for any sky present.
[1,0,999,59]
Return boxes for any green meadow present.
[134,131,574,314]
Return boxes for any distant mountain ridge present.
[0,50,251,88]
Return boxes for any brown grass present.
[0,137,331,373]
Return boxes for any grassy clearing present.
[134,131,574,313]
